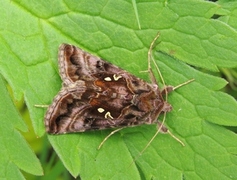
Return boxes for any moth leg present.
[34,105,49,108]
[138,111,168,155]
[97,127,124,150]
[173,79,195,91]
[156,120,185,146]
[139,112,184,156]
[156,120,168,133]
[161,85,174,95]
[161,79,195,95]
[167,131,185,146]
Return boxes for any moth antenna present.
[98,127,124,150]
[140,111,168,156]
[129,112,168,166]
[148,32,168,100]
[133,32,185,158]
[128,114,185,167]
[148,32,160,71]
[152,55,168,100]
[34,104,49,108]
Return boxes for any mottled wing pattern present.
[45,44,171,134]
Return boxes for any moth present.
[44,34,193,147]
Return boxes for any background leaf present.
[0,0,237,179]
[0,76,43,178]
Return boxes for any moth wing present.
[45,44,167,134]
[45,88,153,134]
[58,44,127,85]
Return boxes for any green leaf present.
[0,76,43,178]
[1,0,237,179]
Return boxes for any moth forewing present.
[43,33,194,154]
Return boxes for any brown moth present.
[44,34,193,146]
